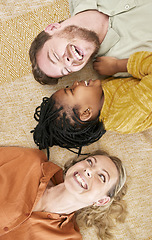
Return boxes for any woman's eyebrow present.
[92,156,110,181]
[103,169,110,181]
[92,156,97,163]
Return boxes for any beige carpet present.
[0,0,152,239]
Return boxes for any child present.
[32,51,152,155]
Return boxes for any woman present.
[32,51,152,156]
[0,147,126,240]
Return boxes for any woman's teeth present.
[71,45,83,60]
[75,173,87,189]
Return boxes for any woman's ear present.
[45,23,61,34]
[79,108,92,121]
[94,197,110,206]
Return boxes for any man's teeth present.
[71,45,83,60]
[75,173,87,189]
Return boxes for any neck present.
[61,10,109,43]
[34,182,89,214]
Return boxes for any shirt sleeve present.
[127,52,152,125]
[127,51,152,79]
[101,51,152,133]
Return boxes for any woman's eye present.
[99,174,106,182]
[87,159,92,166]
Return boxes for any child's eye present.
[87,159,92,166]
[99,174,106,182]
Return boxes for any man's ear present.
[79,108,92,121]
[94,197,110,206]
[45,23,61,34]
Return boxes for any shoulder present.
[0,147,47,166]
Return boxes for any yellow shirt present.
[0,147,82,240]
[100,51,152,133]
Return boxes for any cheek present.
[91,179,105,198]
[75,90,92,105]
[72,62,86,72]
[64,174,76,193]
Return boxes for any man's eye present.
[99,174,106,182]
[87,159,92,166]
[65,68,71,73]
[54,52,59,60]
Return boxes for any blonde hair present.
[64,150,127,239]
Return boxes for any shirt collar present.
[39,162,75,225]
[96,18,120,56]
[40,161,64,184]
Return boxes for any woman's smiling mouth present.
[74,172,88,189]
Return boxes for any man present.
[29,0,152,84]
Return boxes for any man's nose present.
[63,55,73,66]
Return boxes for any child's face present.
[54,79,104,120]
[64,155,118,206]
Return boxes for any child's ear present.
[79,108,92,121]
[45,23,61,34]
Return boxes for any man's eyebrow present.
[47,52,55,64]
[47,52,65,76]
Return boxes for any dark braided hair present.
[31,96,106,159]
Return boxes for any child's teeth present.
[85,81,87,86]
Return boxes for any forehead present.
[54,88,75,105]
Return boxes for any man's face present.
[36,26,100,78]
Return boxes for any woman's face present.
[64,155,118,206]
[54,79,104,120]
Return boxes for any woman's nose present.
[84,168,92,178]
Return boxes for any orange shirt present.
[0,147,82,240]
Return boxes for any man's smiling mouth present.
[74,172,88,189]
[71,45,83,60]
